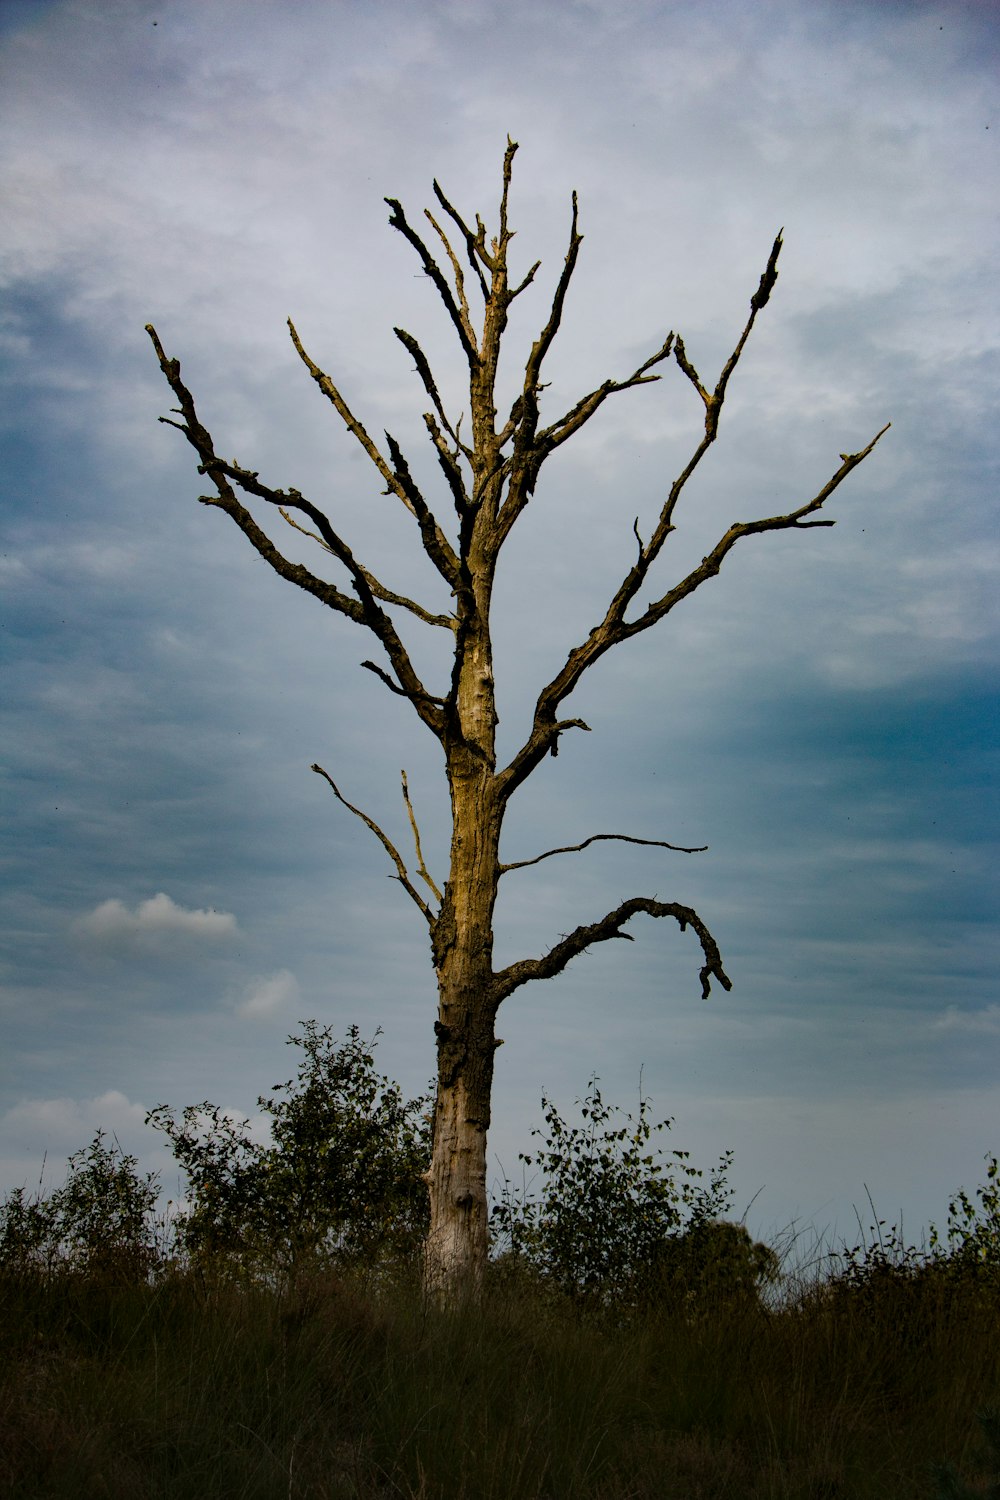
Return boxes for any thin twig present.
[500,831,708,874]
[401,770,444,903]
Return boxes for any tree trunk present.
[423,599,502,1298]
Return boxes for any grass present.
[2,1247,997,1499]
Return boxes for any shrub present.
[648,1216,780,1313]
[148,1022,432,1277]
[491,1077,735,1311]
[931,1154,1000,1284]
[0,1131,162,1284]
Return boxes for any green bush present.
[490,1076,735,1311]
[932,1154,1000,1283]
[648,1215,780,1312]
[0,1131,162,1284]
[147,1022,433,1277]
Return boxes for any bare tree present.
[146,140,888,1300]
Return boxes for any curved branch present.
[493,897,732,1005]
[500,832,708,874]
[311,764,434,924]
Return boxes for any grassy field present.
[2,1247,997,1499]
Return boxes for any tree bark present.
[423,559,503,1295]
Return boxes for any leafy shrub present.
[148,1022,432,1277]
[0,1131,162,1284]
[648,1216,780,1313]
[491,1077,736,1311]
[931,1154,1000,1283]
[820,1155,1000,1324]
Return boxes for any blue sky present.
[1,0,997,1254]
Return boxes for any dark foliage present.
[0,1131,162,1285]
[146,1022,432,1276]
[490,1076,763,1312]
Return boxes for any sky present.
[1,0,997,1262]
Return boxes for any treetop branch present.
[497,224,885,802]
[287,320,461,588]
[424,208,473,332]
[385,196,480,368]
[431,177,492,294]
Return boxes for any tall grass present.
[2,1243,997,1499]
[4,1053,997,1496]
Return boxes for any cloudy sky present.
[2,0,997,1258]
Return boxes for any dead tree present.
[146,140,888,1300]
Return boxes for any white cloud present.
[931,1005,1000,1036]
[0,1089,151,1193]
[235,969,299,1020]
[75,892,238,947]
[3,1088,147,1138]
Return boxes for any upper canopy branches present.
[149,143,888,790]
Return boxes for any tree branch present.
[384,195,479,368]
[430,177,491,299]
[494,333,675,546]
[147,324,447,739]
[495,226,889,804]
[311,764,434,924]
[500,832,708,874]
[620,421,892,639]
[277,507,456,630]
[423,412,473,516]
[360,661,447,705]
[538,334,675,456]
[493,897,732,1005]
[393,326,463,449]
[287,320,460,588]
[401,770,444,902]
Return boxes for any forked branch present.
[500,311,891,802]
[385,196,479,367]
[311,764,435,924]
[287,319,460,588]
